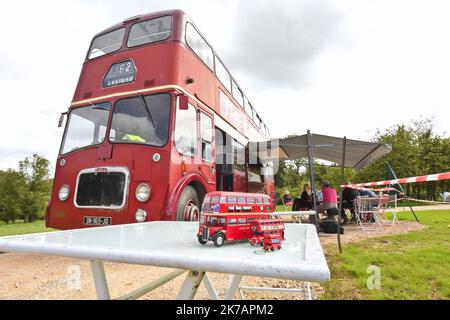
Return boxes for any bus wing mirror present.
[178,94,189,110]
[58,112,67,128]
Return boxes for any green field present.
[0,220,54,237]
[322,210,450,299]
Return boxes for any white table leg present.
[177,270,205,300]
[90,260,110,300]
[224,274,243,300]
[202,273,219,300]
[305,282,312,300]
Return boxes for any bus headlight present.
[58,185,70,201]
[135,183,151,202]
[135,209,147,222]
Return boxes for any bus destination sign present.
[102,59,136,88]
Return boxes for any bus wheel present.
[213,233,225,247]
[198,236,208,245]
[176,186,200,221]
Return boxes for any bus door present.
[232,140,246,192]
[215,128,233,191]
[237,216,250,238]
[226,217,239,241]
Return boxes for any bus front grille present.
[75,171,126,208]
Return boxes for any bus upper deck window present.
[128,16,172,47]
[88,28,126,59]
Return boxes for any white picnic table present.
[0,221,329,300]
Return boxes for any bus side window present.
[174,102,197,157]
[185,23,214,71]
[238,218,247,224]
[200,113,213,162]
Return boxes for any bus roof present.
[91,9,186,39]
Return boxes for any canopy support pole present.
[307,130,319,231]
[386,161,419,222]
[337,136,346,253]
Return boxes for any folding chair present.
[384,194,400,226]
[354,196,384,232]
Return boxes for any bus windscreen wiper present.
[139,95,156,129]
[88,101,110,111]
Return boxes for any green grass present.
[0,220,55,237]
[322,210,450,299]
[385,199,435,208]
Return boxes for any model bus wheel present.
[270,247,275,252]
[198,236,208,245]
[213,233,225,247]
[176,186,200,221]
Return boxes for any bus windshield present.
[109,93,171,146]
[61,102,111,154]
[128,16,172,47]
[88,28,126,59]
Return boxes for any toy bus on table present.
[197,192,285,247]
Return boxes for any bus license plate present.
[83,216,112,226]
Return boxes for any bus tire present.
[213,233,225,247]
[198,236,208,245]
[176,186,200,221]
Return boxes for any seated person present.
[342,184,359,208]
[341,184,359,224]
[282,190,293,205]
[359,188,376,197]
[317,181,337,215]
[325,207,339,221]
[292,184,313,211]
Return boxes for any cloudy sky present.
[0,0,449,171]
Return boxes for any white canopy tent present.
[277,133,392,168]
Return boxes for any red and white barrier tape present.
[341,171,450,188]
[346,186,400,192]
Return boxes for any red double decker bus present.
[46,9,274,229]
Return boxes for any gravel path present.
[0,220,424,300]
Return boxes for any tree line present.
[275,119,450,201]
[0,154,52,224]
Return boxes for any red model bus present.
[46,9,274,229]
[249,219,285,246]
[197,191,284,247]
